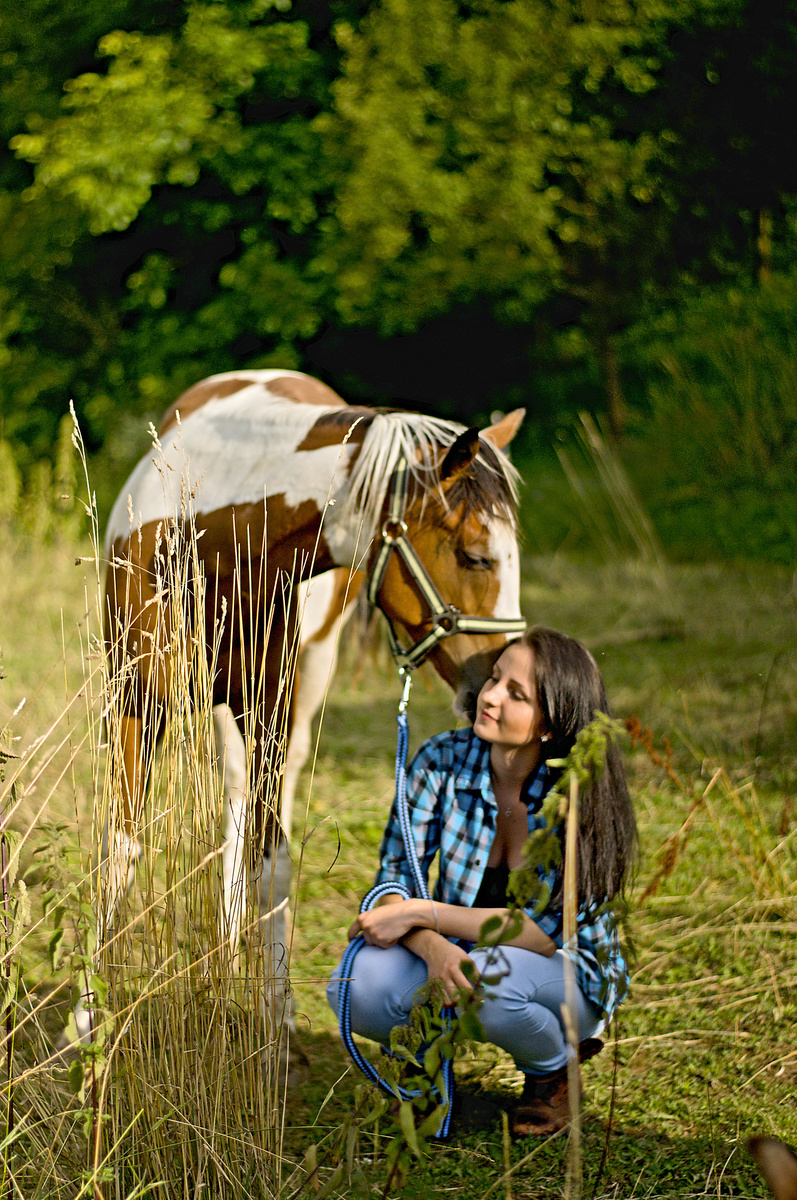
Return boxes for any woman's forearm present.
[410,898,556,956]
[352,892,557,956]
[401,924,447,959]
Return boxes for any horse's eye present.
[459,549,494,571]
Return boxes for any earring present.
[541,733,552,743]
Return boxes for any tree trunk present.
[593,323,627,442]
[756,208,773,283]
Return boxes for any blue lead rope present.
[336,669,455,1139]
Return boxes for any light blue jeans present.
[327,942,603,1076]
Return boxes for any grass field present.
[1,523,795,1198]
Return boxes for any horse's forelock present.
[341,411,519,540]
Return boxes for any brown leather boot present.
[511,1040,602,1138]
[511,1067,571,1137]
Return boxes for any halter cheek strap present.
[366,457,526,672]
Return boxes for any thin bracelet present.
[429,899,441,934]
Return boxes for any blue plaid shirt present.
[374,727,629,1019]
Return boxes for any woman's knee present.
[327,944,427,1043]
[470,946,552,1009]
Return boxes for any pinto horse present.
[92,368,524,1037]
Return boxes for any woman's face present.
[473,642,547,751]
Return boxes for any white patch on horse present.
[213,703,248,955]
[200,368,313,388]
[282,572,358,840]
[105,388,355,548]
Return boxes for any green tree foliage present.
[1,0,330,479]
[624,271,797,562]
[2,0,797,524]
[12,6,315,235]
[0,0,174,462]
[316,0,764,435]
[320,0,669,331]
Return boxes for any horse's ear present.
[481,408,525,451]
[440,428,480,483]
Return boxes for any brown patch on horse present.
[267,375,347,408]
[159,377,253,434]
[106,493,338,711]
[196,495,336,584]
[295,407,375,452]
[305,570,364,644]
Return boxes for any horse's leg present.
[282,571,363,841]
[254,837,293,1033]
[96,548,169,954]
[67,712,148,1049]
[248,594,302,1038]
[212,702,248,958]
[212,695,293,1027]
[99,713,145,935]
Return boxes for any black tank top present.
[473,862,510,908]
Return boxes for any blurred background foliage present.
[0,0,795,558]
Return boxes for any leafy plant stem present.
[563,770,582,1200]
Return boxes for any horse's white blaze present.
[488,517,522,623]
[105,388,355,548]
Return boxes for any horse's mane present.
[336,409,520,543]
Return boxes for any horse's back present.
[159,369,347,435]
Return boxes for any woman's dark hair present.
[465,626,637,906]
[523,625,637,906]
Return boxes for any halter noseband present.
[366,456,527,671]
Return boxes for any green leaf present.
[417,1100,449,1139]
[398,1099,422,1157]
[67,1056,85,1096]
[48,926,66,971]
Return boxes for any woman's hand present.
[348,899,423,948]
[345,896,478,1003]
[414,933,478,1005]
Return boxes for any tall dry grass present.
[1,415,303,1199]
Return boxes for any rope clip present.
[398,668,413,715]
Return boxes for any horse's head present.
[371,409,526,709]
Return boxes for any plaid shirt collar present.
[451,730,554,815]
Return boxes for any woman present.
[327,626,637,1135]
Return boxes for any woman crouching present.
[327,626,637,1136]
